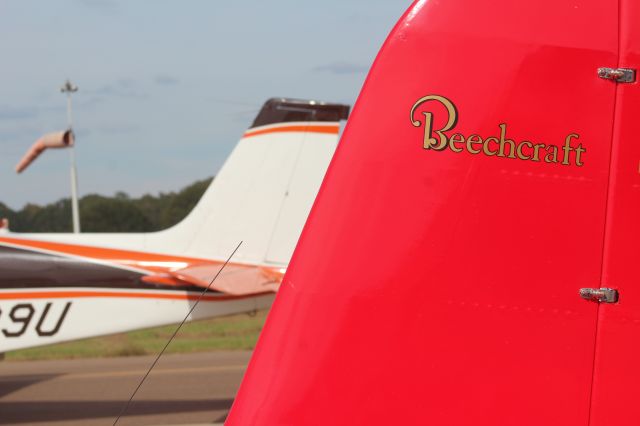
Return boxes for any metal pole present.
[61,80,81,233]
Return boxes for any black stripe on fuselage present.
[0,244,213,293]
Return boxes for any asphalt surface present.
[0,351,252,425]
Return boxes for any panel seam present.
[586,1,622,424]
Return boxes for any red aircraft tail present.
[227,0,638,424]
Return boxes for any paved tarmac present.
[0,351,252,425]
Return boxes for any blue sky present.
[0,0,410,209]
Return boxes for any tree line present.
[0,177,212,233]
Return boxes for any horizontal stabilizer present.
[143,263,283,295]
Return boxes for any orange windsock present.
[15,130,75,173]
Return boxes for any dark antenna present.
[112,241,243,426]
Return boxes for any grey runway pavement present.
[0,351,252,425]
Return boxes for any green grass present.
[6,310,269,362]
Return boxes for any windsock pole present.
[61,79,81,233]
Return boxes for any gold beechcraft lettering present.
[410,95,585,166]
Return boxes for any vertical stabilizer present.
[10,98,349,269]
[147,98,350,264]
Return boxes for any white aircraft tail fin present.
[147,98,349,265]
[10,98,349,267]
